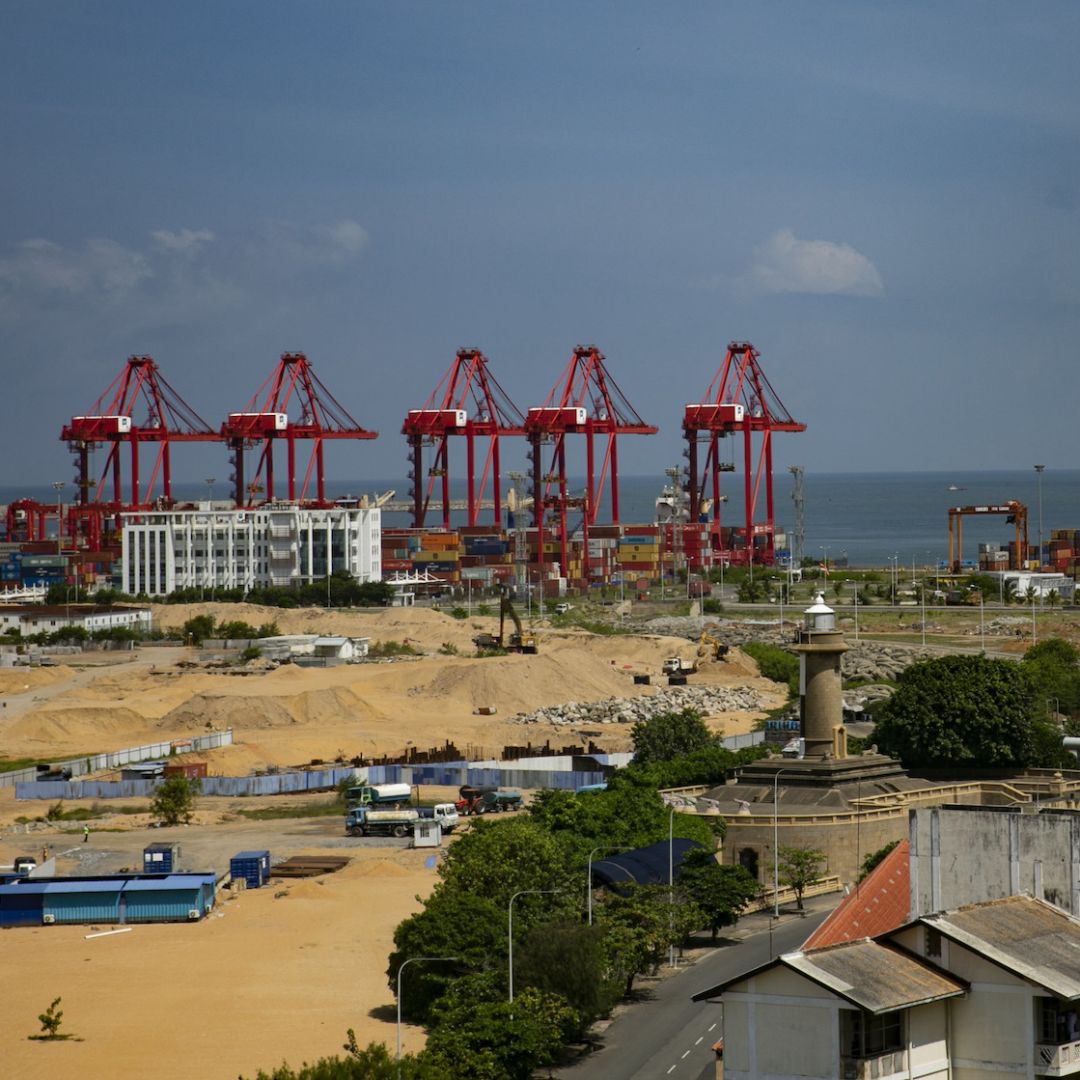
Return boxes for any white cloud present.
[318,219,369,255]
[0,236,152,298]
[750,228,883,297]
[151,227,215,255]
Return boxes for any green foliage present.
[858,840,900,882]
[242,1036,445,1079]
[677,851,760,941]
[182,614,215,644]
[594,885,702,996]
[424,974,578,1080]
[150,775,199,825]
[368,640,420,657]
[449,607,468,620]
[388,891,506,1024]
[742,641,799,697]
[873,654,1062,770]
[778,846,826,910]
[629,743,769,790]
[701,598,724,614]
[38,997,63,1037]
[515,919,618,1029]
[631,708,713,764]
[437,642,459,655]
[239,645,263,662]
[1022,637,1080,718]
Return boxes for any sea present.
[2,470,1077,570]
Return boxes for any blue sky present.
[2,2,1078,492]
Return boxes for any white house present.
[119,504,381,597]
[0,604,152,636]
[694,894,1080,1080]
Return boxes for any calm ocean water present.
[3,470,1077,569]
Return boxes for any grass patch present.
[233,800,343,820]
[368,640,421,657]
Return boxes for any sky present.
[1,2,1078,495]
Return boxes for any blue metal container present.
[230,850,271,889]
[122,875,213,922]
[143,842,180,873]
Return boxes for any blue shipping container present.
[230,850,271,889]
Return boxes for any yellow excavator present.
[697,630,729,661]
[472,590,538,654]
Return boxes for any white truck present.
[345,803,459,838]
[662,657,698,675]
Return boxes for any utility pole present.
[788,466,805,570]
[1035,465,1045,568]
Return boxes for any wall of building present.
[120,505,381,596]
[909,806,1080,917]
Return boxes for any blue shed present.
[230,850,271,889]
[143,842,181,873]
[122,874,216,922]
[42,879,123,924]
[0,879,48,927]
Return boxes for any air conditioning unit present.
[187,909,200,920]
[43,914,55,924]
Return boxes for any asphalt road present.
[554,901,832,1080]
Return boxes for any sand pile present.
[0,665,75,692]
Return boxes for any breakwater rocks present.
[509,684,763,727]
[643,616,934,684]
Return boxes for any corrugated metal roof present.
[41,880,125,895]
[785,940,966,1014]
[803,840,910,950]
[122,874,215,892]
[925,895,1080,1000]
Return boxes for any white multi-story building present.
[120,504,381,597]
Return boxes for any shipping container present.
[230,850,272,889]
[143,843,181,874]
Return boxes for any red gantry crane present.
[524,345,657,579]
[683,341,806,567]
[222,353,377,507]
[948,501,1028,572]
[60,355,222,548]
[402,348,526,531]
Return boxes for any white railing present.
[1036,1039,1080,1075]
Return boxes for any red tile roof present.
[802,840,909,950]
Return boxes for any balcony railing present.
[841,1049,908,1080]
[1036,1039,1080,1076]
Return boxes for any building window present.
[1039,999,1080,1044]
[841,1009,904,1058]
[925,926,942,958]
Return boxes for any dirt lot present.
[0,603,777,1079]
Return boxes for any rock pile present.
[509,684,762,727]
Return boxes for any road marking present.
[695,1036,704,1045]
[666,1067,677,1075]
[682,1049,691,1058]
[708,1022,717,1031]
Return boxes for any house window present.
[925,927,942,958]
[841,1009,904,1058]
[1039,999,1080,1044]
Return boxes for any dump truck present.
[662,657,698,675]
[455,784,524,815]
[344,783,412,808]
[345,806,420,837]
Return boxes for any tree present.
[181,614,215,644]
[1023,638,1080,720]
[37,996,63,1037]
[676,850,760,942]
[388,890,503,1024]
[150,776,199,825]
[424,974,578,1080]
[630,708,713,764]
[858,840,899,882]
[778,846,826,911]
[241,1036,447,1079]
[872,654,1057,770]
[595,885,702,996]
[515,918,619,1027]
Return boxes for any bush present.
[742,641,799,697]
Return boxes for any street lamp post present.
[819,546,829,574]
[851,580,859,642]
[509,888,559,1002]
[773,768,789,918]
[1035,465,1045,568]
[669,806,676,968]
[205,477,216,504]
[587,846,626,924]
[396,956,459,1075]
